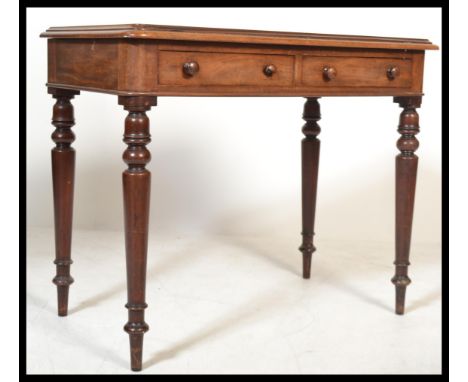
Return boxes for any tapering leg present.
[392,96,421,315]
[118,96,157,371]
[299,97,321,279]
[49,87,80,317]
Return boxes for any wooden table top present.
[40,24,438,51]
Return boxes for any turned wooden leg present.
[49,87,80,317]
[392,96,421,315]
[299,97,321,279]
[118,96,157,371]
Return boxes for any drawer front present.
[159,50,294,86]
[302,56,412,88]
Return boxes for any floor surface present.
[27,228,441,374]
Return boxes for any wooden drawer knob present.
[387,66,400,80]
[263,64,277,77]
[322,66,337,80]
[183,61,199,76]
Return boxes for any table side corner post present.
[299,97,321,279]
[392,95,422,315]
[48,87,80,317]
[118,95,157,371]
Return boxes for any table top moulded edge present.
[40,23,438,51]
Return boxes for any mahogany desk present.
[40,24,438,371]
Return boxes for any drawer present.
[158,50,294,86]
[301,56,412,88]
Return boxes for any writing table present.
[40,24,438,371]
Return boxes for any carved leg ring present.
[392,96,421,315]
[119,96,157,371]
[50,87,80,317]
[299,97,321,278]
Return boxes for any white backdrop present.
[26,8,441,244]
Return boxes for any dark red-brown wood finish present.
[300,97,321,279]
[392,96,421,315]
[49,87,80,317]
[40,24,438,371]
[119,95,157,371]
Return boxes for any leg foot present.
[125,322,148,371]
[129,334,144,371]
[56,286,70,317]
[392,276,411,315]
[302,251,312,279]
